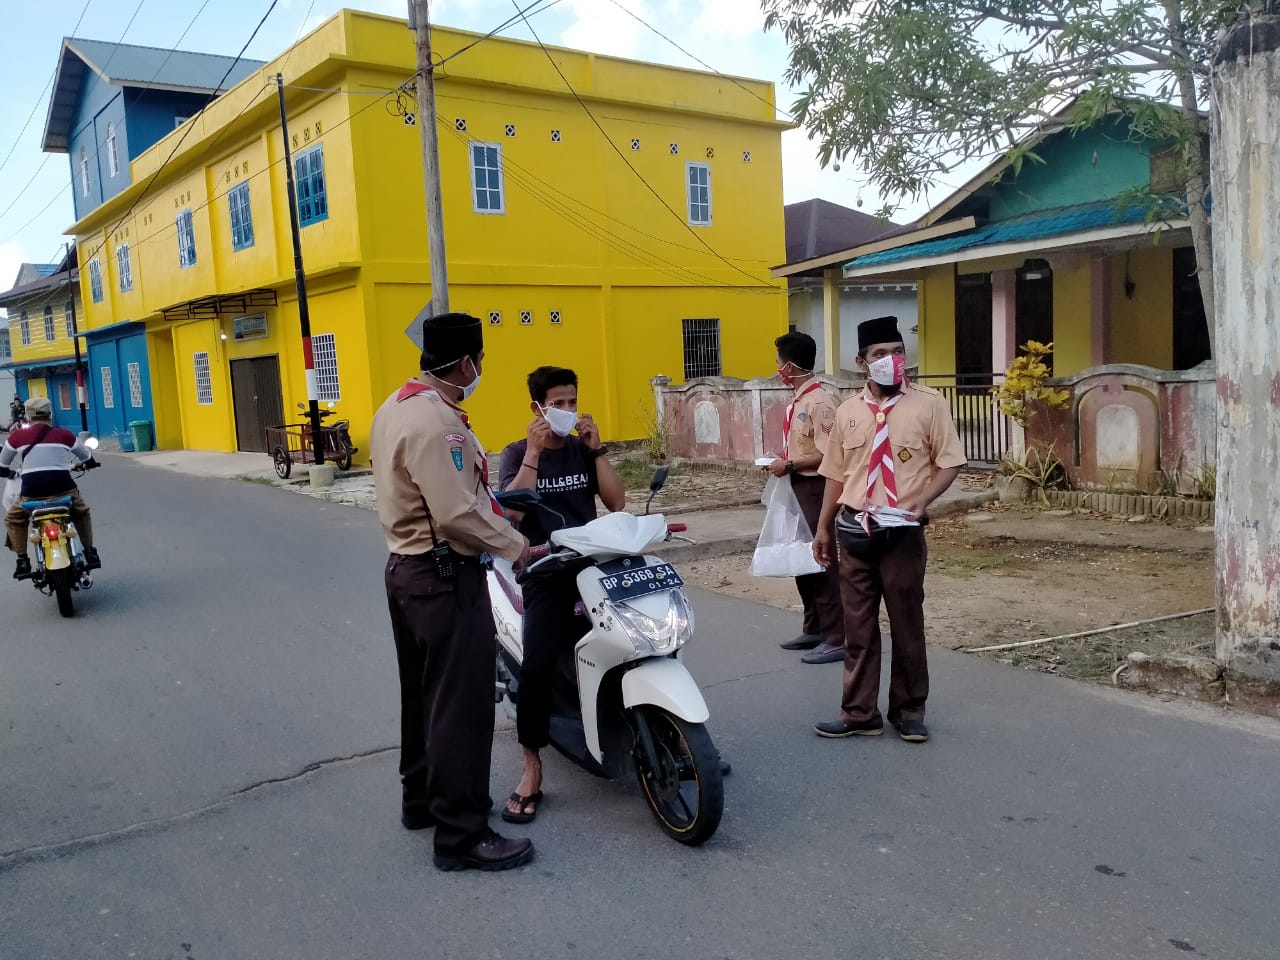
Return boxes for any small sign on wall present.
[233,314,268,342]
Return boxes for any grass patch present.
[929,550,1013,579]
[615,458,673,490]
[238,475,276,486]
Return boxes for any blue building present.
[38,38,263,446]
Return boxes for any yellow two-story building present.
[0,250,87,430]
[67,9,789,459]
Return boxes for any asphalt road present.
[2,456,1277,960]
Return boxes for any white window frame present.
[176,209,197,268]
[106,122,119,178]
[64,301,75,338]
[193,352,213,405]
[101,366,116,409]
[312,333,341,402]
[19,312,30,347]
[116,243,133,292]
[469,141,506,215]
[127,361,144,408]
[0,329,10,360]
[43,306,56,343]
[79,148,90,198]
[88,258,104,303]
[686,162,712,226]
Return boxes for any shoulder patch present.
[450,447,464,471]
[444,433,466,444]
[910,382,941,397]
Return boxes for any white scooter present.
[489,469,724,845]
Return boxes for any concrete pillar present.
[1090,254,1112,366]
[822,268,841,375]
[1211,14,1280,682]
[991,269,1018,372]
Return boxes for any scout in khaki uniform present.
[812,316,966,743]
[764,332,845,664]
[371,311,534,873]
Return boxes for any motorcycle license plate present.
[597,559,684,602]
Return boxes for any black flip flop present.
[500,790,543,824]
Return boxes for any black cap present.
[420,311,483,369]
[857,316,902,351]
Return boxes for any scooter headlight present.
[606,590,694,655]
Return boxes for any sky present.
[0,0,944,287]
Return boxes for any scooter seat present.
[493,559,525,616]
[20,496,73,513]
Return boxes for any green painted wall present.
[990,118,1163,221]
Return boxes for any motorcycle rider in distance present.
[497,366,626,823]
[0,395,101,580]
[8,394,25,430]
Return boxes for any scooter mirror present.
[84,437,100,450]
[649,467,669,492]
[495,488,542,514]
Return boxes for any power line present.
[0,0,95,179]
[437,0,564,66]
[0,0,213,233]
[508,1,771,288]
[603,0,791,122]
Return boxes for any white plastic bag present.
[751,476,823,578]
[2,476,19,512]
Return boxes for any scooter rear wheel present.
[634,707,723,846]
[51,568,75,618]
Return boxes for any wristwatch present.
[587,445,609,460]
[784,460,795,475]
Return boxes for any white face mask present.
[541,405,578,437]
[867,354,905,387]
[460,368,481,401]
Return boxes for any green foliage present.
[999,442,1067,503]
[992,340,1070,427]
[639,403,673,463]
[1194,461,1217,500]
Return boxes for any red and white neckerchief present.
[396,380,503,518]
[782,381,823,459]
[861,389,905,532]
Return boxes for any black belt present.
[391,547,484,565]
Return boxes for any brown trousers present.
[838,524,929,726]
[790,474,844,643]
[385,553,497,856]
[6,489,94,556]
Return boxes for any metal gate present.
[914,373,1011,464]
[230,356,285,453]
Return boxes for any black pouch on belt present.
[835,510,883,560]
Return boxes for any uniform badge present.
[797,411,808,421]
[820,423,833,437]
[444,433,465,444]
[848,419,857,430]
[898,448,912,463]
[451,447,464,470]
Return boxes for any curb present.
[651,535,761,563]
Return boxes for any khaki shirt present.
[819,384,967,510]
[785,381,838,477]
[371,380,525,561]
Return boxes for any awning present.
[160,288,278,322]
[0,356,78,374]
[844,202,1187,278]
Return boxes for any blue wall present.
[125,90,211,161]
[87,328,153,445]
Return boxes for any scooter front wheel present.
[634,707,723,846]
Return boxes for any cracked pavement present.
[3,457,1279,960]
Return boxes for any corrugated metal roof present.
[846,202,1150,269]
[42,38,265,152]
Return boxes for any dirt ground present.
[682,503,1216,684]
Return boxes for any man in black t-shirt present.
[497,367,625,823]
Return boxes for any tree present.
[762,0,1239,354]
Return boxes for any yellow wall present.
[918,265,956,375]
[5,290,81,365]
[1052,259,1093,375]
[69,9,788,458]
[1110,247,1173,368]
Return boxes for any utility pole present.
[65,243,88,433]
[410,0,450,318]
[276,73,325,471]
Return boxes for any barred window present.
[193,352,213,405]
[682,318,722,380]
[312,333,340,402]
[101,366,116,409]
[128,362,144,408]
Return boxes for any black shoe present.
[814,718,884,739]
[433,831,534,872]
[892,718,930,743]
[780,634,822,651]
[13,556,31,580]
[718,756,732,777]
[401,810,435,831]
[801,642,844,664]
[82,547,101,570]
